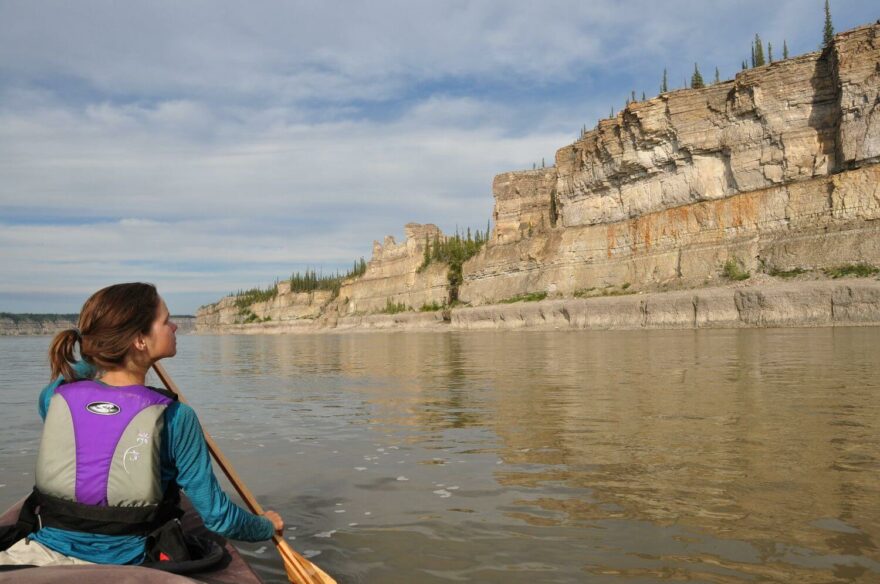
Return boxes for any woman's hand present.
[263,510,284,533]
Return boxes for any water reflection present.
[1,328,878,583]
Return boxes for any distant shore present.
[0,315,197,336]
[194,279,880,335]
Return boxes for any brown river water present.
[1,328,878,583]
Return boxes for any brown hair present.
[49,282,161,380]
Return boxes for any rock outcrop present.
[196,283,335,333]
[197,23,880,334]
[197,223,451,330]
[338,223,450,314]
[452,280,880,330]
[492,168,558,243]
[461,164,880,303]
[460,23,880,305]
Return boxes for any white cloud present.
[1,92,567,217]
[6,1,862,103]
[1,0,877,311]
[0,217,354,294]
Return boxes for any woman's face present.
[145,298,177,361]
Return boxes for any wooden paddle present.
[152,362,337,584]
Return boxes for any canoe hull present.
[0,496,263,584]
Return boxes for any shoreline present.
[0,316,197,337]
[193,279,880,335]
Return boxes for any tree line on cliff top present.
[232,224,492,311]
[595,1,836,137]
[232,258,367,308]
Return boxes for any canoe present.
[0,496,264,584]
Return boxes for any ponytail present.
[48,283,160,381]
[49,328,83,381]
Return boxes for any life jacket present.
[31,380,182,536]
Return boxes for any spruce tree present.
[691,63,705,89]
[751,45,756,68]
[754,34,765,66]
[631,90,636,102]
[823,0,834,47]
[783,40,789,59]
[661,68,668,93]
[432,233,441,261]
[642,91,646,101]
[768,42,773,63]
[714,67,720,84]
[742,60,748,71]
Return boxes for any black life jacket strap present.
[32,483,182,537]
[0,490,40,552]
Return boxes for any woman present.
[0,282,283,567]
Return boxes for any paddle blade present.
[282,559,336,584]
[276,537,337,584]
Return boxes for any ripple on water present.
[1,330,879,584]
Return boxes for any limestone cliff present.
[196,281,336,333]
[338,223,449,314]
[197,23,880,333]
[197,223,450,331]
[460,23,880,304]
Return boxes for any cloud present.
[0,91,568,218]
[6,1,864,103]
[0,217,351,293]
[0,91,571,309]
[1,0,877,312]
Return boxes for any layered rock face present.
[460,23,880,305]
[338,223,450,314]
[197,223,450,332]
[196,282,335,332]
[453,281,880,330]
[196,23,880,332]
[492,168,558,243]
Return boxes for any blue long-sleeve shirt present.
[32,362,274,564]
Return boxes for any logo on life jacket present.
[86,401,121,415]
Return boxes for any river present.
[1,328,878,583]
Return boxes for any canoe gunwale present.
[0,495,264,584]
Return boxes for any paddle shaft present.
[152,362,336,584]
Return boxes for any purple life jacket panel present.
[36,380,173,507]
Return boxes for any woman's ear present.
[134,335,148,352]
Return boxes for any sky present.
[1,1,877,314]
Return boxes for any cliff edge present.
[198,22,880,333]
